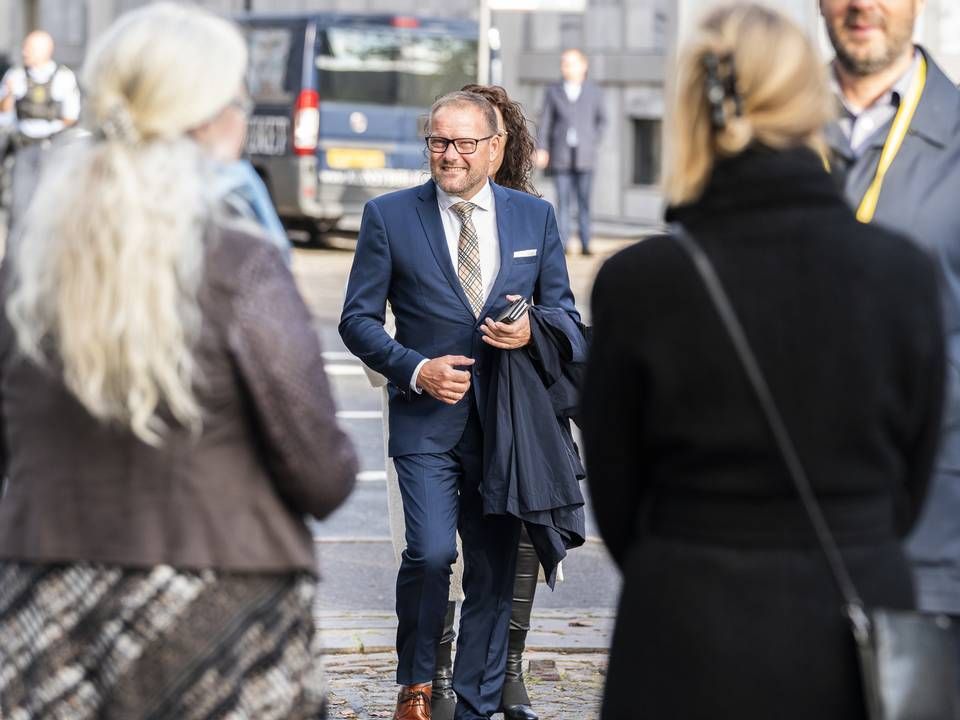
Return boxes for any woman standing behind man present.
[457,83,542,720]
[583,4,944,719]
[0,4,356,718]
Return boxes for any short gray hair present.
[427,91,498,135]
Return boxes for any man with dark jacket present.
[536,49,606,256]
[821,0,960,664]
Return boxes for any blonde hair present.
[664,3,832,205]
[7,2,248,445]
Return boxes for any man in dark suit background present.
[339,91,578,720]
[536,48,607,256]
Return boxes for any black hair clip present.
[703,52,742,130]
[725,57,743,120]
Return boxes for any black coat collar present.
[666,145,847,226]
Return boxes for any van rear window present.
[316,27,476,108]
[247,28,296,103]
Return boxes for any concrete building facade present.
[1,0,958,224]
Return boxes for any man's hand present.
[535,149,550,170]
[480,295,531,350]
[0,78,13,113]
[416,355,475,405]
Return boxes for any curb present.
[317,610,614,656]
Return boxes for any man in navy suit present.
[339,91,579,720]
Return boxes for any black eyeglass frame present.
[424,134,496,155]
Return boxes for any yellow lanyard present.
[855,55,927,224]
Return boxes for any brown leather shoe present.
[394,682,432,720]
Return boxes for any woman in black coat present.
[581,5,945,720]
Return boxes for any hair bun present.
[716,115,754,155]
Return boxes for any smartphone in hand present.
[495,297,529,325]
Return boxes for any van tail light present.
[392,16,419,28]
[293,89,320,156]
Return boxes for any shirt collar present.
[827,46,953,159]
[831,48,920,118]
[436,179,493,213]
[27,61,57,80]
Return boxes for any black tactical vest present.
[15,66,63,122]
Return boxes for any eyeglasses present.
[425,134,496,155]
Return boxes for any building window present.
[559,14,584,51]
[631,118,662,186]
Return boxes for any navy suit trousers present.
[393,407,521,719]
[554,168,593,252]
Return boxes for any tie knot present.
[451,201,477,223]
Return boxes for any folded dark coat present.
[482,305,587,587]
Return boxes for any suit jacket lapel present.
[480,182,513,320]
[415,179,475,317]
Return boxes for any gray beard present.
[828,17,914,79]
[834,44,903,77]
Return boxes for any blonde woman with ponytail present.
[582,4,945,719]
[0,5,356,718]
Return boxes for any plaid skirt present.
[0,562,327,719]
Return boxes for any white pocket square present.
[513,249,537,258]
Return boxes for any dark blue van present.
[237,12,478,239]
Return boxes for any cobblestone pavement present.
[318,609,613,719]
[324,651,607,720]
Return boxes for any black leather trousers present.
[434,525,540,706]
[501,525,539,707]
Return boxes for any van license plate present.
[327,148,386,169]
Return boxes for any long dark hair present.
[461,84,540,197]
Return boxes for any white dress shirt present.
[563,82,582,103]
[410,180,501,391]
[0,61,81,139]
[563,82,582,147]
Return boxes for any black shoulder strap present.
[668,223,866,614]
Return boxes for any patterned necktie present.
[451,201,484,316]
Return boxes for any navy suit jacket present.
[339,179,580,457]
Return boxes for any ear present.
[489,132,502,160]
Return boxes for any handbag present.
[669,223,960,720]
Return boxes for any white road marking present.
[314,536,392,544]
[357,470,387,482]
[325,364,366,376]
[337,411,383,420]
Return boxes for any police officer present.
[0,31,80,231]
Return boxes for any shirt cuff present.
[410,359,429,394]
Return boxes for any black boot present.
[500,527,539,720]
[432,600,457,720]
